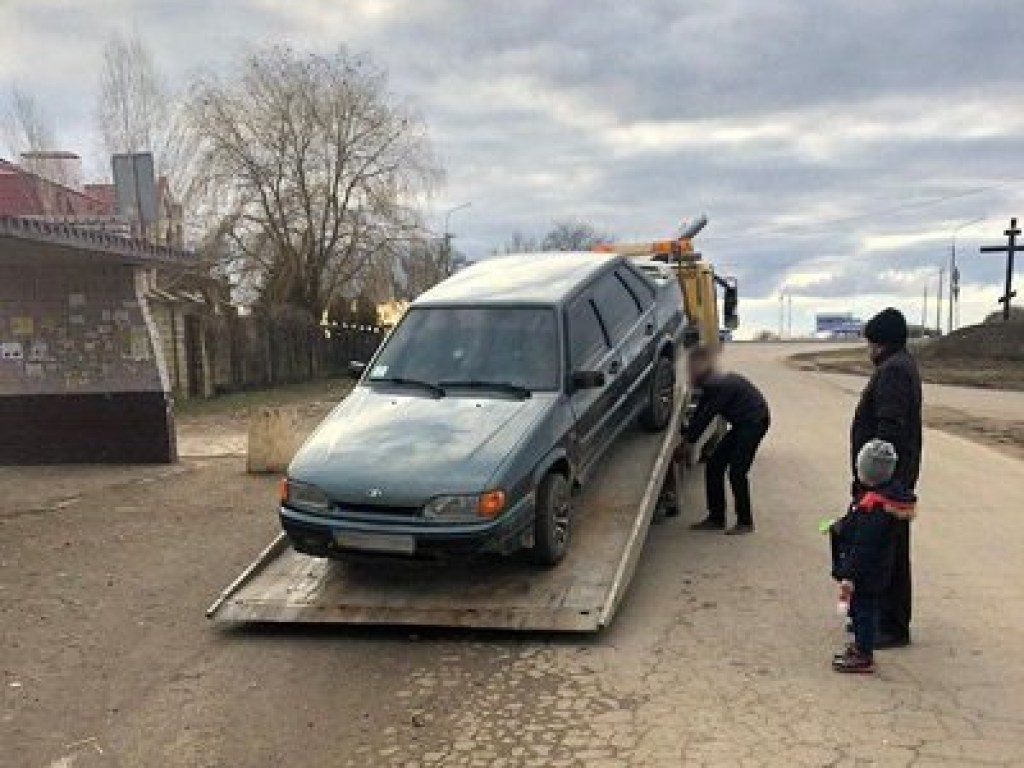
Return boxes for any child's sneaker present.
[832,646,875,674]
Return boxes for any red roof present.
[0,158,110,217]
[83,183,116,213]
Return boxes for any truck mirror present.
[723,284,739,330]
[571,370,606,390]
[348,360,367,379]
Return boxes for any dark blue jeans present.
[850,589,878,657]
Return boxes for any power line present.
[701,179,1023,243]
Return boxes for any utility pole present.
[778,291,785,338]
[441,202,472,277]
[922,284,928,335]
[948,246,957,333]
[980,217,1021,321]
[949,217,984,333]
[936,267,944,336]
[787,294,793,338]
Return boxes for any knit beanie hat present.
[856,439,899,488]
[864,308,908,346]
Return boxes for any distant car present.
[279,252,684,565]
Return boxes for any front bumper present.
[279,493,535,560]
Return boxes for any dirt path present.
[3,344,1023,766]
[810,368,1024,461]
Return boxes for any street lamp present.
[949,217,985,332]
[442,201,472,275]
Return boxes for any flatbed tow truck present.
[207,217,734,632]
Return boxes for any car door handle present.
[608,359,621,375]
[645,322,655,336]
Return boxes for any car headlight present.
[423,490,506,521]
[279,479,331,514]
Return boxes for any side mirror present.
[571,370,606,390]
[723,282,739,330]
[348,360,367,379]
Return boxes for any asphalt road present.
[2,343,1023,767]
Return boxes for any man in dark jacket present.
[850,307,922,648]
[682,346,771,535]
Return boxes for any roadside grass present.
[174,376,355,420]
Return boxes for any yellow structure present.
[594,215,737,349]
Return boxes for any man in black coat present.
[850,308,922,648]
[681,346,771,535]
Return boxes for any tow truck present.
[207,216,737,632]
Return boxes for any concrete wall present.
[0,256,175,463]
[0,262,164,396]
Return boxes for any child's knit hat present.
[856,439,898,488]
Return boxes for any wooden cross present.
[979,217,1021,321]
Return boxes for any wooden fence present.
[204,310,386,395]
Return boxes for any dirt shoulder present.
[789,348,1024,460]
[789,346,1024,391]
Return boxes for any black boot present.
[725,522,754,535]
[690,516,725,531]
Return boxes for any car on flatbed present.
[278,251,684,565]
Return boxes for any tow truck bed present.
[207,385,682,633]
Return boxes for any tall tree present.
[1,86,56,157]
[498,231,540,254]
[96,33,169,157]
[541,220,612,251]
[499,221,612,254]
[185,46,439,319]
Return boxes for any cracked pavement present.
[3,343,1023,767]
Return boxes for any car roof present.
[414,251,620,306]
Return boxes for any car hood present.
[288,387,554,505]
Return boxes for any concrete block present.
[247,406,302,474]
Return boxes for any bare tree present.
[97,33,170,157]
[498,222,611,254]
[185,46,440,320]
[540,220,611,251]
[498,231,540,254]
[396,238,452,299]
[2,86,56,157]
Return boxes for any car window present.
[617,266,655,310]
[592,272,642,344]
[567,296,609,370]
[368,307,560,391]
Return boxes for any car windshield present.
[368,307,560,392]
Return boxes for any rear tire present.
[639,355,675,432]
[532,472,572,566]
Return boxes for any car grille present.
[330,502,421,518]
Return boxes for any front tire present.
[639,355,675,432]
[532,472,572,566]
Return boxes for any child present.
[830,439,917,673]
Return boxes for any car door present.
[589,269,649,443]
[614,264,659,407]
[565,290,617,474]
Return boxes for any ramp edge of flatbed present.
[597,389,682,628]
[205,533,289,619]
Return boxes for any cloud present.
[1,0,1022,336]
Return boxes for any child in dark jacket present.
[831,439,917,673]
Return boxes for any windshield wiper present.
[369,376,445,397]
[438,380,532,398]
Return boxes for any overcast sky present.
[3,0,1023,335]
